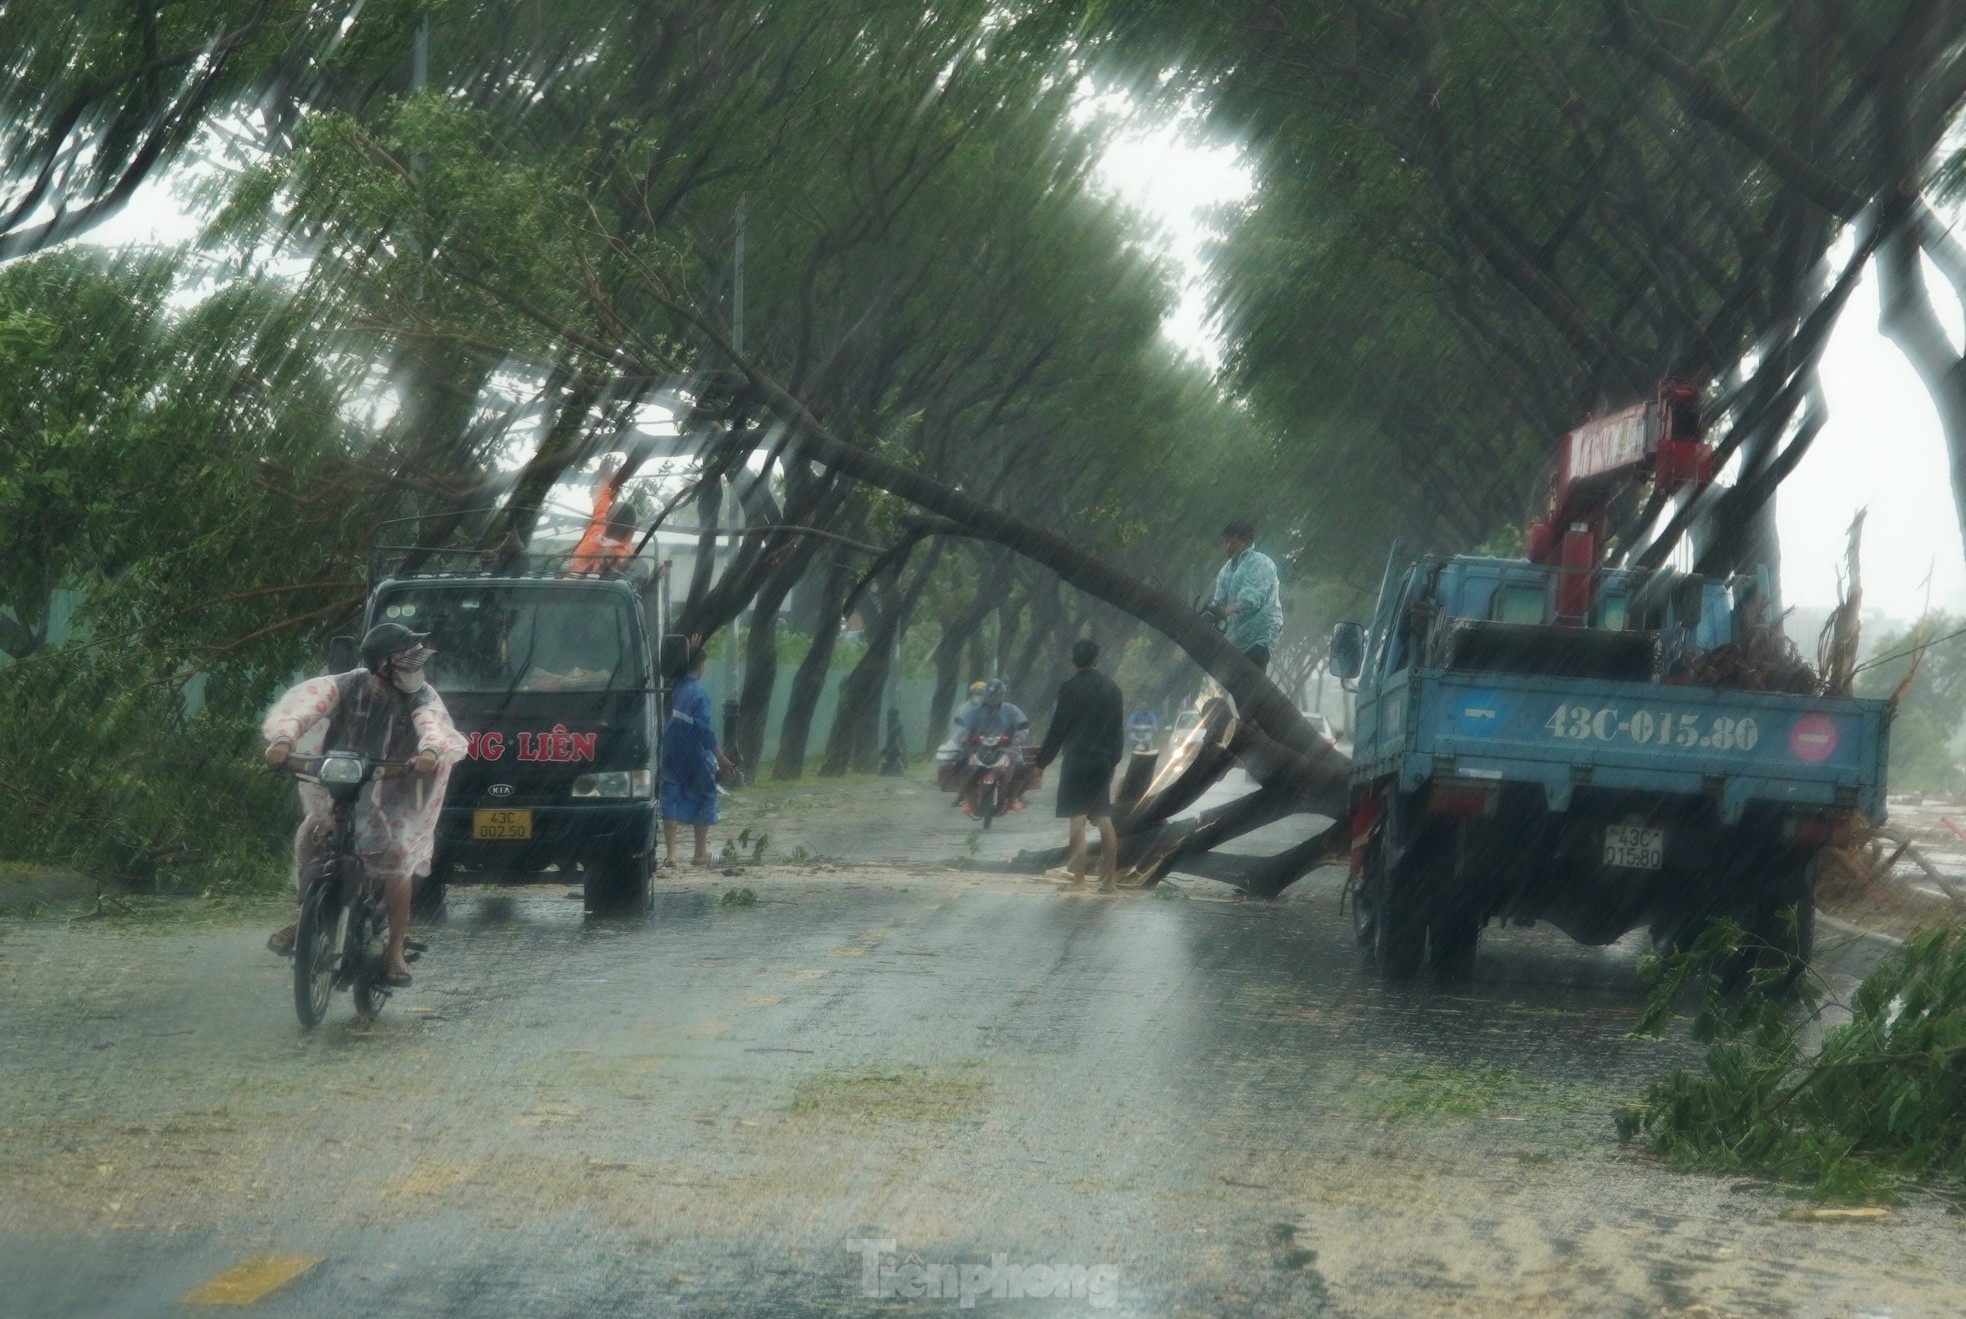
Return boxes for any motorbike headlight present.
[318,755,365,785]
[572,771,649,799]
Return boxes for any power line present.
[1847,620,1966,680]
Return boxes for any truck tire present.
[1740,850,1817,984]
[1360,837,1426,979]
[584,849,652,916]
[1429,911,1482,982]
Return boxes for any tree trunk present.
[773,554,851,780]
[994,597,1023,684]
[686,476,722,607]
[821,544,942,774]
[965,628,988,691]
[924,561,1004,753]
[699,342,1344,810]
[1879,217,1966,564]
[1006,591,1057,697]
[820,579,894,776]
[734,552,805,774]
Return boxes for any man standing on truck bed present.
[1207,519,1283,670]
[1033,639,1125,889]
[570,452,642,575]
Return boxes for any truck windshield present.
[373,586,643,693]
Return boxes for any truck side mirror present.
[327,635,358,674]
[1329,622,1366,681]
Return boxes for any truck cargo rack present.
[365,508,650,585]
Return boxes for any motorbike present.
[284,752,424,1028]
[957,733,1024,828]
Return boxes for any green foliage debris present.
[719,887,759,908]
[1619,924,1966,1200]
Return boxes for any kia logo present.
[487,783,515,798]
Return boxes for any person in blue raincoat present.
[661,643,735,866]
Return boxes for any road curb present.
[1818,910,1905,949]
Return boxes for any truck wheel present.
[1350,868,1377,951]
[1361,838,1425,979]
[1430,912,1481,982]
[584,851,653,916]
[1741,850,1818,984]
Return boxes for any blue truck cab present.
[1333,553,1890,979]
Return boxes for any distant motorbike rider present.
[955,679,1031,810]
[945,679,988,743]
[262,623,468,986]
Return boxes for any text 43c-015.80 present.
[1543,705,1760,752]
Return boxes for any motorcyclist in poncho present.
[262,623,468,986]
[954,679,1032,811]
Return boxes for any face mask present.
[388,645,432,693]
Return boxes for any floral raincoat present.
[262,670,469,885]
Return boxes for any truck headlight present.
[571,770,651,799]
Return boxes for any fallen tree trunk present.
[671,319,1352,813]
[619,302,1355,896]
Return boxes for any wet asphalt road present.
[3,775,1963,1318]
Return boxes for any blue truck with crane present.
[1327,384,1891,979]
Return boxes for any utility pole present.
[721,199,746,764]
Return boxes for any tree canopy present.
[8,0,1966,888]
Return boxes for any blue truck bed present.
[1357,667,1890,825]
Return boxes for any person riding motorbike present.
[262,623,468,987]
[945,679,988,743]
[954,679,1031,812]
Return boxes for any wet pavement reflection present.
[1,778,1959,1317]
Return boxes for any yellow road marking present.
[182,1254,322,1306]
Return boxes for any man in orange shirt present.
[570,453,640,574]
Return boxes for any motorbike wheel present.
[293,883,340,1028]
[352,965,384,1019]
[977,782,997,829]
[351,903,390,1020]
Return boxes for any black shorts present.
[1056,753,1117,819]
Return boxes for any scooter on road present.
[283,753,425,1028]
